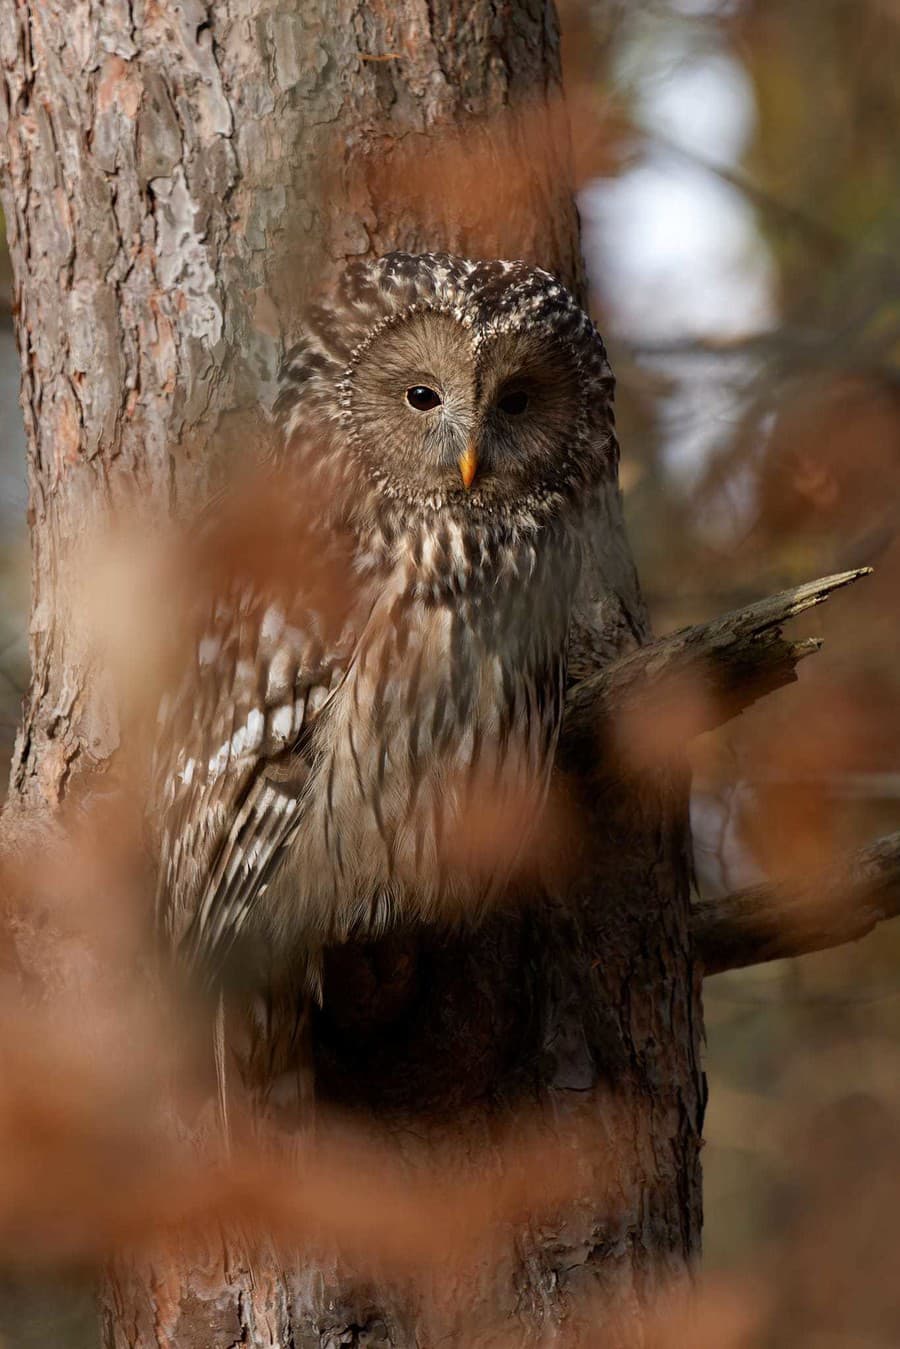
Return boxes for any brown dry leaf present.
[613,669,718,776]
[272,83,625,319]
[0,801,601,1274]
[639,1277,767,1349]
[0,985,593,1273]
[433,759,582,899]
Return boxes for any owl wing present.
[153,560,361,982]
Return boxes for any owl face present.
[278,253,617,525]
[348,310,586,506]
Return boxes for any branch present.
[692,832,900,976]
[565,569,872,755]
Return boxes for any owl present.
[153,252,617,988]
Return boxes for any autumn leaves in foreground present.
[0,456,891,1345]
[0,463,595,1273]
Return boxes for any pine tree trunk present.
[0,2,703,1344]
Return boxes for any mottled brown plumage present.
[153,253,617,984]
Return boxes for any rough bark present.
[0,3,702,1346]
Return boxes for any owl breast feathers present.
[153,252,618,980]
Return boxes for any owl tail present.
[211,949,324,1153]
[214,988,232,1155]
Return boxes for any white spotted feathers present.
[153,252,617,981]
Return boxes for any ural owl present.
[154,252,617,986]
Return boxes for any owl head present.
[277,252,617,528]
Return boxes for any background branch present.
[692,831,900,975]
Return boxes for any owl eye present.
[498,389,529,416]
[406,386,442,412]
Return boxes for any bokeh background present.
[0,0,897,1342]
[574,1,900,1342]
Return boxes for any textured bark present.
[0,2,701,1346]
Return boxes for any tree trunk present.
[0,2,703,1345]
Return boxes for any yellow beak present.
[459,441,478,491]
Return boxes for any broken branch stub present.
[563,569,872,769]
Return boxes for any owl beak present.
[459,441,478,491]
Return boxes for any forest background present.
[0,0,896,1343]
